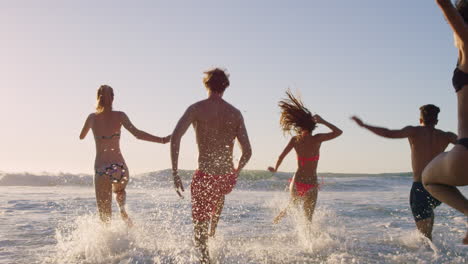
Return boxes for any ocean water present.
[0,171,466,264]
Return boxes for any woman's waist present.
[293,172,318,184]
[94,154,126,168]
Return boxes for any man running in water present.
[171,68,252,263]
[351,104,457,240]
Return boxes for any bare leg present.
[114,189,133,227]
[425,184,468,244]
[110,167,132,227]
[415,216,434,240]
[423,151,468,244]
[273,195,301,224]
[274,179,301,224]
[94,175,112,223]
[209,196,225,237]
[273,208,288,224]
[194,220,211,264]
[424,184,468,216]
[303,188,318,222]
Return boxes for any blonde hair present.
[96,85,114,113]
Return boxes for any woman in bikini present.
[422,0,468,244]
[268,90,342,223]
[79,85,171,226]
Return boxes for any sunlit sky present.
[0,0,460,174]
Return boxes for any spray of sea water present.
[0,171,466,263]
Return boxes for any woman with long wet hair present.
[268,90,342,223]
[80,85,171,226]
[422,0,468,244]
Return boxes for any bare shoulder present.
[405,125,419,132]
[436,128,457,138]
[86,113,96,123]
[222,100,242,116]
[187,101,203,113]
[113,111,128,120]
[229,104,245,125]
[403,126,420,138]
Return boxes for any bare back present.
[192,99,242,174]
[81,111,126,167]
[292,135,321,184]
[408,126,453,181]
[171,97,251,176]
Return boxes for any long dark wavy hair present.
[278,89,316,135]
[456,0,468,23]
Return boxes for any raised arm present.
[170,105,196,197]
[351,116,415,139]
[235,114,252,173]
[314,115,343,142]
[268,137,295,173]
[121,112,170,143]
[79,114,94,140]
[437,0,468,44]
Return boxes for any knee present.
[114,189,126,196]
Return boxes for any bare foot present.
[273,210,287,224]
[121,211,133,228]
[208,229,215,237]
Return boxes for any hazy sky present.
[0,0,460,174]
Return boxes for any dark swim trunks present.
[409,182,441,222]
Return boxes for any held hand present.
[172,172,184,199]
[268,166,276,173]
[163,135,172,144]
[313,114,325,124]
[351,116,365,127]
[233,167,240,177]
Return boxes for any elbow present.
[133,130,143,140]
[245,149,253,161]
[336,130,343,137]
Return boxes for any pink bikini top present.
[297,155,320,166]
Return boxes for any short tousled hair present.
[203,68,230,93]
[456,0,468,23]
[419,104,440,126]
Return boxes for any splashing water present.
[0,173,467,263]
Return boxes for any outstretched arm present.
[314,115,343,142]
[121,113,171,143]
[235,115,252,173]
[79,114,94,140]
[170,105,196,197]
[436,0,468,44]
[268,137,295,172]
[351,116,414,139]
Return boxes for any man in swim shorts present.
[170,68,252,263]
[352,105,457,240]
